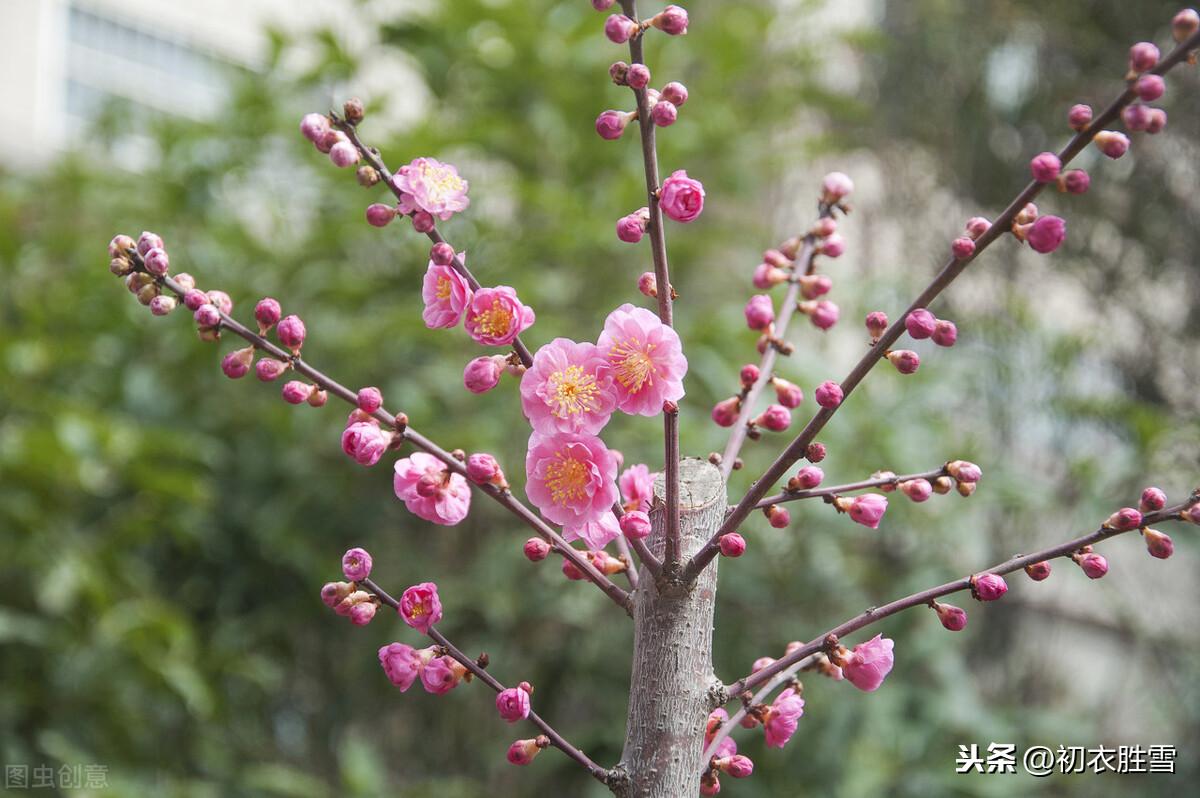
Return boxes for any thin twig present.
[721,495,1199,698]
[702,655,815,763]
[362,577,612,784]
[684,28,1200,583]
[754,466,949,509]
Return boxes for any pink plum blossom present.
[393,452,471,525]
[465,286,536,346]
[341,421,390,467]
[763,687,805,748]
[399,581,443,634]
[521,338,618,435]
[496,685,532,723]
[421,655,467,694]
[564,513,621,551]
[525,431,619,527]
[597,303,688,416]
[659,170,705,223]
[422,256,473,329]
[342,547,373,581]
[620,510,651,540]
[843,634,895,691]
[619,463,656,512]
[392,157,470,221]
[378,642,436,692]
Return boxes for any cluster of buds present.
[937,459,983,497]
[598,3,689,44]
[903,308,957,348]
[561,549,628,580]
[1010,201,1067,254]
[1119,42,1170,135]
[463,352,526,394]
[300,104,362,169]
[320,547,380,626]
[825,634,896,692]
[341,392,402,467]
[600,75,690,139]
[108,231,183,318]
[701,708,755,795]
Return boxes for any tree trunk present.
[614,457,725,797]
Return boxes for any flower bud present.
[321,581,353,608]
[496,685,532,724]
[182,288,207,311]
[109,257,134,276]
[650,100,678,127]
[193,303,221,328]
[221,347,254,379]
[329,140,361,168]
[311,388,330,407]
[932,601,968,631]
[886,349,920,374]
[620,510,652,540]
[335,589,371,617]
[256,358,289,382]
[365,203,395,227]
[596,109,634,140]
[932,475,954,495]
[717,755,754,778]
[1024,561,1052,581]
[253,297,281,333]
[821,171,854,203]
[754,404,791,432]
[818,233,845,258]
[744,295,775,331]
[604,14,638,44]
[806,300,840,330]
[136,282,161,305]
[617,211,648,243]
[356,165,380,186]
[1029,152,1062,183]
[277,314,306,352]
[1136,74,1165,102]
[931,319,958,347]
[1068,103,1093,131]
[965,216,992,239]
[300,113,330,143]
[711,396,741,427]
[1122,103,1151,132]
[1093,130,1130,159]
[1026,215,1066,254]
[523,537,550,561]
[764,504,790,529]
[798,274,832,300]
[806,442,827,463]
[752,262,788,289]
[835,493,888,528]
[282,380,314,405]
[342,97,365,125]
[872,470,898,492]
[1016,202,1040,225]
[971,572,1008,601]
[739,364,760,388]
[626,63,650,90]
[1139,486,1167,513]
[143,246,170,276]
[773,377,804,408]
[790,466,824,490]
[905,309,936,339]
[719,533,747,558]
[951,236,976,259]
[651,5,689,35]
[1061,169,1090,194]
[463,355,507,394]
[900,478,933,503]
[411,210,435,233]
[661,81,688,106]
[342,547,373,581]
[1145,108,1167,134]
[1174,8,1200,42]
[814,380,843,409]
[136,231,164,257]
[1142,527,1174,559]
[430,242,456,266]
[1104,507,1143,531]
[1074,551,1108,579]
[1129,41,1160,73]
[149,295,177,316]
[506,737,547,766]
[956,480,977,497]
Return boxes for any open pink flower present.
[525,431,619,527]
[378,642,437,692]
[399,582,443,633]
[341,421,390,467]
[619,464,656,512]
[659,170,705,223]
[393,452,471,525]
[392,157,470,221]
[763,687,805,748]
[465,286,536,346]
[563,513,621,551]
[597,303,687,416]
[421,255,473,329]
[521,338,618,435]
[843,634,895,692]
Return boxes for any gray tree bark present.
[613,457,725,798]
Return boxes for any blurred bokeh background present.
[2,0,1198,796]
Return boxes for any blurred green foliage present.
[1,0,1197,796]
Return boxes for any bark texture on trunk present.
[615,457,725,798]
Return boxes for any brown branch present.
[754,466,949,509]
[721,494,1199,699]
[119,250,633,614]
[684,28,1200,583]
[361,577,612,784]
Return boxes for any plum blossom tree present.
[103,3,1200,796]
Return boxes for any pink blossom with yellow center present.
[393,452,471,525]
[421,252,472,329]
[521,338,618,435]
[597,303,687,416]
[392,157,470,221]
[465,286,536,347]
[525,431,619,527]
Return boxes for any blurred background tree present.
[1,0,1196,796]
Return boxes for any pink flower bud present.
[755,404,791,432]
[1136,74,1165,102]
[900,478,933,503]
[971,572,1008,601]
[773,378,804,408]
[932,601,968,632]
[137,231,164,256]
[1145,108,1167,134]
[507,738,545,766]
[399,582,442,634]
[799,274,832,300]
[951,236,976,259]
[342,547,373,581]
[886,349,920,374]
[281,380,313,405]
[592,0,615,9]
[717,755,754,778]
[193,303,221,328]
[865,311,889,339]
[744,295,775,331]
[300,113,330,143]
[1068,103,1093,131]
[349,601,377,626]
[1075,551,1108,579]
[617,211,647,242]
[604,14,638,43]
[143,247,170,276]
[711,396,741,427]
[843,634,895,692]
[174,273,195,292]
[256,358,289,382]
[626,63,651,89]
[183,289,208,311]
[429,242,456,266]
[465,452,504,487]
[1024,561,1052,581]
[421,655,467,694]
[1142,527,1174,559]
[965,216,992,239]
[329,140,361,168]
[650,100,678,127]
[1123,103,1151,132]
[316,129,344,155]
[254,297,281,332]
[931,319,958,347]
[1139,486,1167,513]
[1061,169,1090,194]
[719,533,746,558]
[661,81,688,106]
[496,685,532,723]
[842,493,888,529]
[463,355,506,394]
[149,295,177,316]
[905,308,936,339]
[307,389,328,408]
[524,536,551,561]
[821,171,854,203]
[806,442,827,462]
[819,233,845,258]
[659,170,705,223]
[203,290,231,316]
[1093,130,1130,159]
[411,211,435,233]
[609,60,630,84]
[1174,8,1200,42]
[752,262,788,288]
[596,109,633,140]
[321,581,353,608]
[620,510,652,540]
[365,203,395,227]
[808,300,839,330]
[637,271,658,297]
[1129,41,1160,72]
[814,380,843,409]
[651,5,689,35]
[793,466,824,489]
[277,314,307,352]
[946,460,982,483]
[1105,507,1143,530]
[1027,215,1066,254]
[1030,151,1062,183]
[221,347,254,379]
[739,363,760,387]
[700,774,721,796]
[765,504,791,529]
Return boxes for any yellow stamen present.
[436,276,453,300]
[548,365,601,418]
[610,338,656,393]
[545,451,589,506]
[473,300,513,338]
